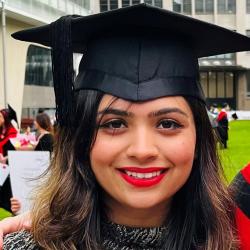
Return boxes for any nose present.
[126,128,158,163]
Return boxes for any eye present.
[157,119,182,130]
[99,119,127,130]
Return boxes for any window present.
[144,0,162,7]
[122,0,162,7]
[200,71,235,98]
[25,45,53,87]
[173,0,192,14]
[247,0,250,13]
[100,0,118,12]
[195,0,214,14]
[218,0,236,14]
[246,71,250,97]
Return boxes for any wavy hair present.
[31,90,238,250]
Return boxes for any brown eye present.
[157,120,182,129]
[100,119,127,129]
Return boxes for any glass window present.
[195,0,214,14]
[200,72,208,97]
[100,0,118,11]
[246,71,250,97]
[25,45,53,87]
[173,0,191,14]
[122,0,130,7]
[218,0,236,14]
[110,0,118,9]
[154,0,163,7]
[217,72,225,98]
[208,72,216,98]
[133,0,140,4]
[145,0,162,7]
[100,0,108,11]
[225,72,234,98]
[247,0,250,13]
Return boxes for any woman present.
[0,108,18,212]
[230,163,250,250]
[33,113,53,153]
[2,4,250,249]
[0,108,18,161]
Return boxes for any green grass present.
[220,120,250,183]
[0,208,12,220]
[0,120,249,220]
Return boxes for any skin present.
[0,113,5,128]
[91,95,196,227]
[0,95,196,248]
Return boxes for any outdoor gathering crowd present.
[0,108,54,214]
[0,3,250,250]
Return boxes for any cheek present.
[90,133,123,172]
[162,133,196,166]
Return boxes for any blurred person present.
[230,163,250,250]
[217,103,230,149]
[0,108,18,212]
[32,113,54,153]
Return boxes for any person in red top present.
[0,108,18,157]
[0,107,18,212]
[216,103,229,149]
[231,163,250,250]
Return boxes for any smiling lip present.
[117,167,167,188]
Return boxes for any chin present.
[122,193,171,210]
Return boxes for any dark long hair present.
[31,91,237,250]
[0,109,12,134]
[35,113,53,133]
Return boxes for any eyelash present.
[99,119,183,131]
[99,119,127,130]
[157,119,183,130]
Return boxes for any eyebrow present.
[97,108,133,117]
[97,107,188,117]
[149,108,188,117]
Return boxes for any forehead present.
[98,95,193,115]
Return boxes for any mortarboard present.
[7,104,18,123]
[11,4,250,127]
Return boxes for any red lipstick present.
[118,167,167,188]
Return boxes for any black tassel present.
[51,16,74,128]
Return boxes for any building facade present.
[1,0,250,127]
[94,0,250,110]
[0,0,90,125]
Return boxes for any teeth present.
[124,171,162,179]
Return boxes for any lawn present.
[220,120,250,183]
[0,120,249,220]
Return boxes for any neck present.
[104,196,171,227]
[39,128,48,134]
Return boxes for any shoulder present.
[240,163,250,184]
[231,163,250,217]
[3,230,39,250]
[41,133,53,142]
[6,126,18,136]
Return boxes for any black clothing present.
[217,117,228,148]
[0,140,15,212]
[35,133,53,153]
[4,222,168,250]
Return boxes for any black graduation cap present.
[11,4,250,127]
[7,104,19,129]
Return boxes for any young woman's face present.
[90,95,196,213]
[0,112,5,127]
